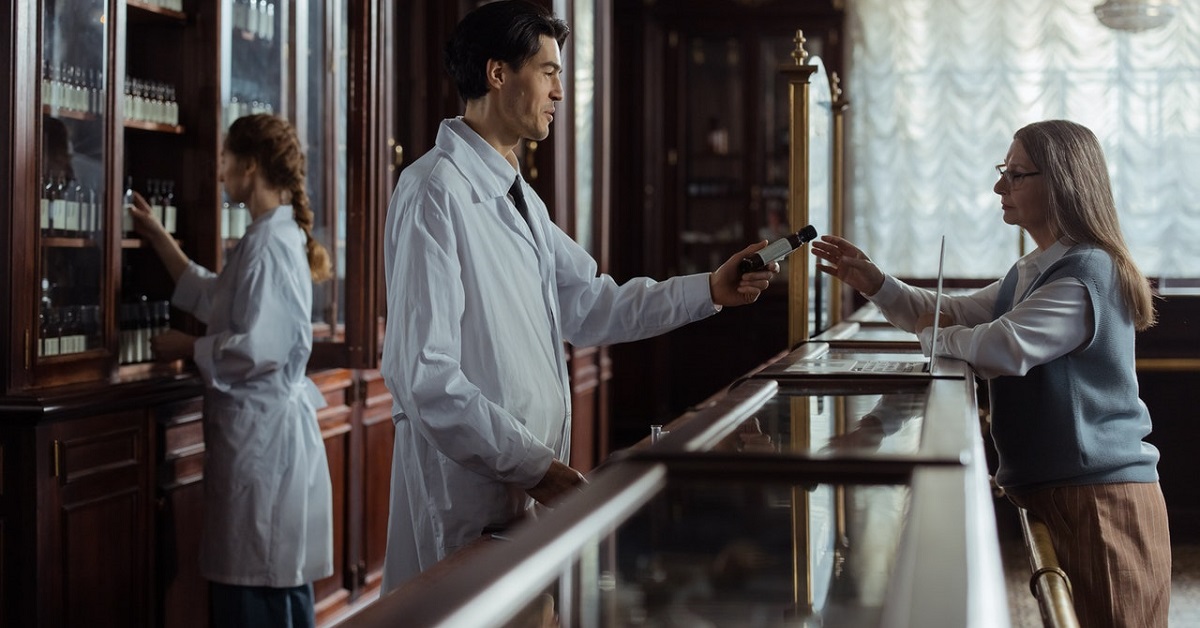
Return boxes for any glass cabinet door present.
[301,0,349,346]
[676,32,829,283]
[679,35,746,276]
[121,1,190,377]
[220,0,383,368]
[220,0,287,246]
[36,0,111,382]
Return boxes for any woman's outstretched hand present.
[810,235,886,296]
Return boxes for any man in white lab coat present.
[379,0,779,592]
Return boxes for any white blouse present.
[868,240,1093,380]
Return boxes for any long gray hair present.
[1014,120,1155,330]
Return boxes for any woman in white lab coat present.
[129,114,334,628]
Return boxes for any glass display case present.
[348,363,1007,628]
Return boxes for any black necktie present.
[509,176,530,225]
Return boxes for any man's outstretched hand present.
[526,459,587,507]
[710,240,780,307]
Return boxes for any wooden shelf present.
[121,236,181,249]
[126,0,187,23]
[117,359,187,383]
[41,105,98,121]
[124,118,185,134]
[42,235,103,248]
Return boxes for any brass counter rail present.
[1018,508,1080,628]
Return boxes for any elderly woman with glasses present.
[812,119,1170,628]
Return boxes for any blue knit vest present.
[990,244,1159,491]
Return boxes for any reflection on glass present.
[304,0,348,337]
[680,37,745,275]
[38,0,108,360]
[806,57,833,334]
[711,392,926,457]
[500,589,559,628]
[603,478,910,626]
[224,0,283,128]
[572,0,595,254]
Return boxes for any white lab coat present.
[173,204,333,587]
[380,119,718,591]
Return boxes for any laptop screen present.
[927,236,946,373]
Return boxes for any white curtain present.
[845,0,1200,279]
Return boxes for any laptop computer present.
[783,235,947,377]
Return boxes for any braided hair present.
[225,114,333,283]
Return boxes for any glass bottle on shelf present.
[163,180,177,234]
[123,176,136,236]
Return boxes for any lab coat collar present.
[245,204,296,236]
[438,118,522,204]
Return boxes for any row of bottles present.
[41,62,104,115]
[40,172,102,238]
[685,177,740,198]
[232,0,277,42]
[38,303,102,357]
[118,298,171,365]
[224,94,275,128]
[39,277,100,357]
[121,177,180,235]
[221,202,253,239]
[125,77,180,126]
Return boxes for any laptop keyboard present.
[850,360,921,373]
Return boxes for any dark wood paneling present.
[0,440,4,628]
[610,0,843,450]
[315,420,351,621]
[154,395,207,628]
[314,369,354,618]
[0,516,5,628]
[1141,370,1200,542]
[158,479,207,628]
[62,488,142,627]
[569,345,601,472]
[361,369,393,587]
[39,411,151,628]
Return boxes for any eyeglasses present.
[995,164,1041,187]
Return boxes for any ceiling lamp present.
[1094,0,1179,32]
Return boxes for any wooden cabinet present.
[609,0,844,445]
[358,369,395,589]
[312,369,354,620]
[0,408,152,627]
[1,0,395,626]
[154,395,208,628]
[2,0,390,396]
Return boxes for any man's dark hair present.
[444,0,570,102]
